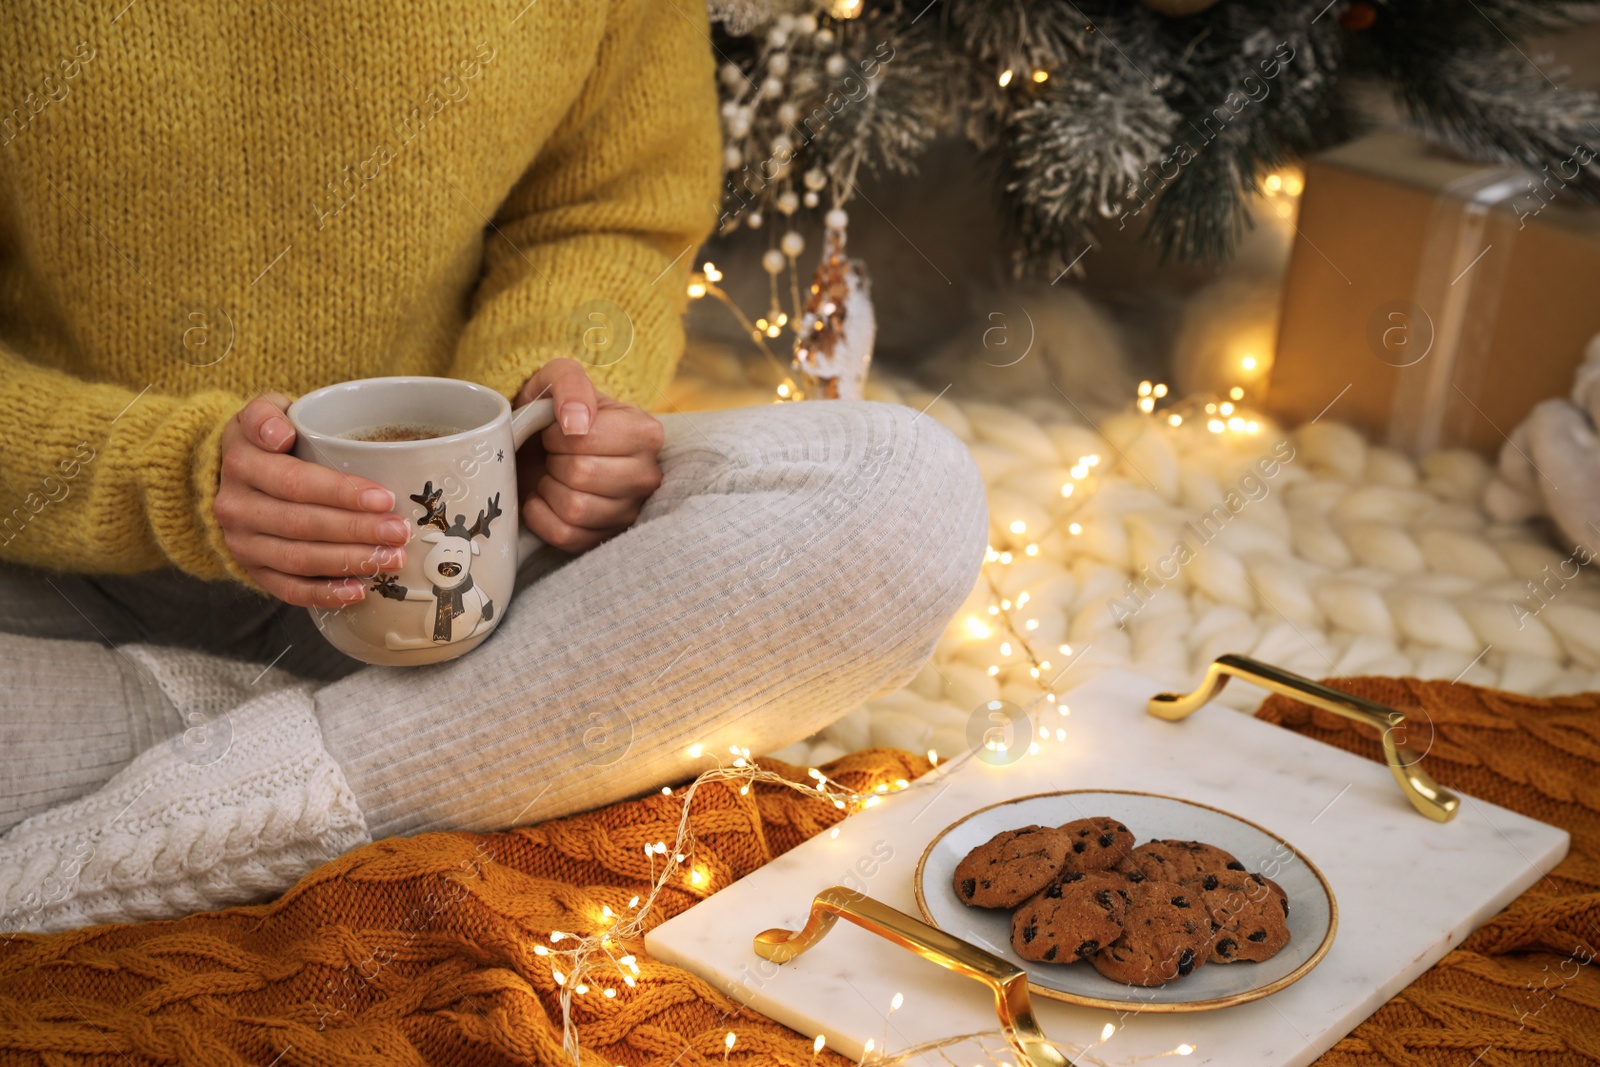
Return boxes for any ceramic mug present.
[286,376,555,666]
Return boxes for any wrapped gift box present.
[1267,130,1600,454]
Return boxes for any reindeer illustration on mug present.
[371,480,501,650]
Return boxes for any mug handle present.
[509,398,558,566]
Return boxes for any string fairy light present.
[543,747,915,1064]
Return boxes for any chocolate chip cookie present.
[1091,897,1211,986]
[1010,870,1129,963]
[1198,873,1291,963]
[954,825,1071,908]
[1058,816,1136,872]
[1117,839,1244,885]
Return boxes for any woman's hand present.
[214,393,409,608]
[515,359,665,553]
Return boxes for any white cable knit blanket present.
[0,646,369,933]
[664,354,1600,768]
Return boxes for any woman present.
[0,0,984,932]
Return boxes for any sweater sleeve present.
[0,346,250,583]
[447,0,723,409]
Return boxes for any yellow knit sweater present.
[0,0,721,585]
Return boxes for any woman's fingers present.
[544,452,663,499]
[225,446,396,516]
[534,474,642,532]
[517,357,599,437]
[232,533,405,580]
[235,393,297,453]
[225,489,411,546]
[248,568,368,609]
[540,401,664,456]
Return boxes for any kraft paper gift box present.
[1267,129,1600,455]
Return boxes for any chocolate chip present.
[1216,937,1237,958]
[1281,897,1290,916]
[1095,889,1114,909]
[960,878,975,898]
[1249,872,1264,885]
[1044,882,1063,899]
[1062,871,1085,883]
[1098,833,1115,848]
[1077,940,1099,958]
[1124,870,1145,883]
[1072,841,1087,853]
[1248,930,1268,942]
[981,878,992,888]
[1150,853,1166,864]
[1226,861,1246,871]
[1044,944,1059,961]
[1116,824,1128,833]
[1171,895,1190,908]
[1177,948,1196,976]
[1022,921,1037,943]
[1202,874,1218,890]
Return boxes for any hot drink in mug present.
[286,376,555,666]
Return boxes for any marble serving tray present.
[645,669,1569,1067]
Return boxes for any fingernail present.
[374,546,405,568]
[560,402,591,436]
[361,488,395,511]
[261,417,292,450]
[378,518,410,543]
[335,580,365,603]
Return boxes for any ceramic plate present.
[913,790,1337,1012]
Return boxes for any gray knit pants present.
[0,400,986,852]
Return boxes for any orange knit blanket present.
[1,680,1596,1066]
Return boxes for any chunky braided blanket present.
[664,350,1600,771]
[2,681,1596,1066]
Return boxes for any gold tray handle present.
[1149,654,1459,823]
[754,886,1067,1067]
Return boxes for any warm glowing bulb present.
[965,616,992,639]
[1138,396,1155,413]
[998,68,1014,87]
[1101,1023,1116,1041]
[987,665,1000,677]
[1228,416,1245,431]
[1229,386,1244,400]
[1247,420,1261,433]
[1032,69,1049,82]
[1068,522,1082,535]
[1059,644,1072,654]
[1177,1045,1195,1056]
[1208,419,1225,433]
[1025,618,1039,630]
[1138,380,1152,397]
[1168,413,1183,426]
[1086,455,1100,466]
[687,744,703,758]
[687,282,706,298]
[1061,482,1074,497]
[776,383,791,397]
[1009,519,1026,534]
[1285,174,1304,195]
[891,992,904,1011]
[1264,174,1283,193]
[703,261,722,282]
[1153,383,1168,398]
[726,1032,737,1050]
[1241,355,1258,371]
[1000,642,1013,656]
[814,1035,826,1053]
[1220,402,1234,416]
